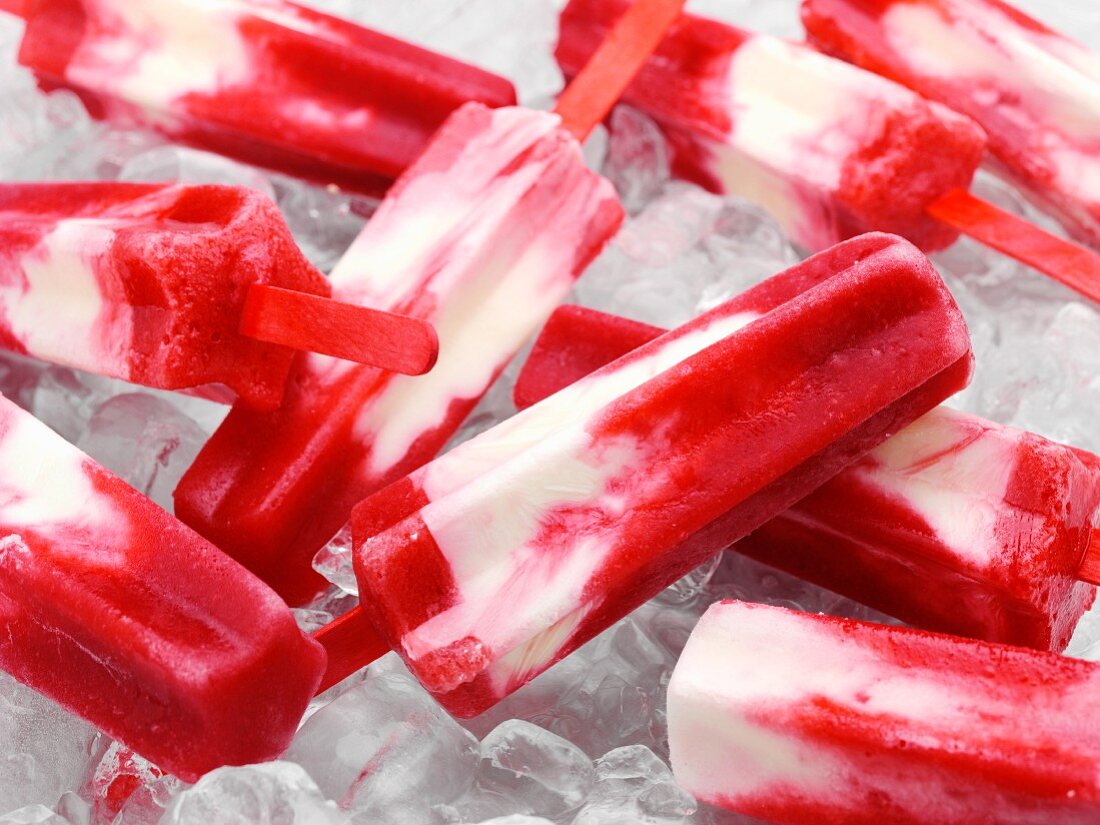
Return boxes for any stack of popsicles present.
[515,304,1100,652]
[172,0,687,606]
[0,0,1099,820]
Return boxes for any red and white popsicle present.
[556,0,1100,305]
[173,0,685,606]
[514,303,1100,651]
[803,0,1100,252]
[0,0,517,194]
[670,601,1100,824]
[311,233,973,715]
[0,392,325,782]
[0,182,438,411]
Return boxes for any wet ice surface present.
[0,0,1099,823]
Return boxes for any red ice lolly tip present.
[312,605,391,695]
[553,0,686,140]
[0,393,324,781]
[240,284,439,375]
[926,189,1100,305]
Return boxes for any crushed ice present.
[0,0,1099,823]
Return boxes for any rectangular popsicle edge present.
[555,0,986,253]
[513,303,1100,651]
[0,393,325,782]
[11,0,516,193]
[351,233,972,717]
[669,601,1100,824]
[801,0,1100,250]
[0,181,329,411]
[174,102,624,606]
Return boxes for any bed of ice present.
[2,0,1100,823]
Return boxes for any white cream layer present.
[0,405,127,550]
[856,407,1021,571]
[4,221,133,379]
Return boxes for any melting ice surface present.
[1,0,1100,823]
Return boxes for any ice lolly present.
[669,600,1100,824]
[0,181,438,411]
[514,304,1100,651]
[556,0,1100,305]
[173,0,686,606]
[802,0,1100,251]
[0,392,325,782]
[326,233,972,716]
[0,0,516,194]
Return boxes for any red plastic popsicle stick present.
[312,606,391,695]
[1079,531,1100,586]
[553,0,686,141]
[926,189,1100,305]
[240,284,438,375]
[0,0,26,18]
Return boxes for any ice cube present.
[572,746,695,825]
[0,673,98,813]
[478,720,595,821]
[284,668,479,823]
[0,806,72,825]
[160,763,345,825]
[75,393,207,511]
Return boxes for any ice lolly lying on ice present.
[0,182,438,411]
[803,0,1100,252]
[0,392,325,782]
[513,304,1100,650]
[0,0,516,195]
[556,0,1100,305]
[312,233,973,715]
[173,0,686,606]
[670,600,1100,824]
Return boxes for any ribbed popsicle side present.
[0,182,327,410]
[0,394,325,782]
[175,103,623,606]
[669,601,1100,824]
[353,234,972,717]
[555,0,986,253]
[16,0,516,194]
[803,0,1100,248]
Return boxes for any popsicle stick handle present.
[926,189,1100,305]
[553,0,685,140]
[312,605,392,695]
[0,0,26,17]
[1079,530,1100,587]
[241,284,438,375]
